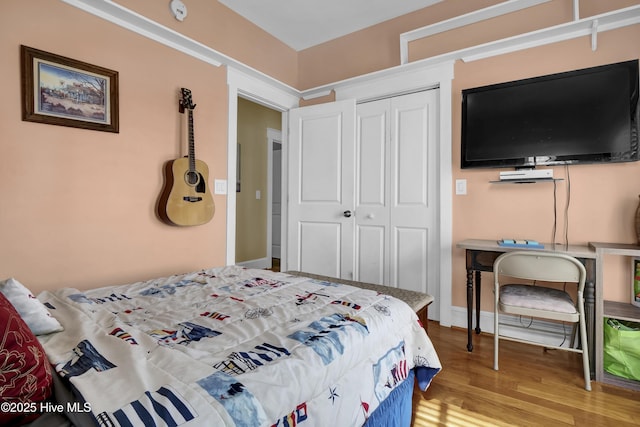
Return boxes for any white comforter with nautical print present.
[38,266,441,427]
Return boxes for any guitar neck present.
[187,108,196,173]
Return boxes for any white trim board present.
[236,257,270,270]
[400,0,552,64]
[226,69,298,267]
[399,1,640,64]
[265,128,282,266]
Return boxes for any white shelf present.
[604,300,640,323]
[590,242,640,391]
[399,0,552,64]
[400,4,640,64]
[490,178,563,184]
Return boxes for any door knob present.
[343,210,352,218]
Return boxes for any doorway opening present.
[235,97,282,270]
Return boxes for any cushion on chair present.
[499,284,577,314]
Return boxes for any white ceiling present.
[218,0,442,51]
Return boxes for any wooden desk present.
[456,239,597,372]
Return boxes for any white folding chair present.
[493,251,591,391]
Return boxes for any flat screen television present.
[461,60,639,169]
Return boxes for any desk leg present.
[584,279,595,377]
[466,268,474,351]
[475,270,482,335]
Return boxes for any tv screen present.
[461,60,639,169]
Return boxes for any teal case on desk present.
[497,239,544,249]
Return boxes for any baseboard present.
[236,257,270,269]
[450,306,577,348]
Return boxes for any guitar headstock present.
[179,88,196,112]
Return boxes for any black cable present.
[552,179,557,247]
[564,165,571,248]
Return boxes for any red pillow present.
[0,292,53,425]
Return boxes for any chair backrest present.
[494,251,586,291]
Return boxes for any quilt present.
[37,266,441,427]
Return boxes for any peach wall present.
[1,1,230,293]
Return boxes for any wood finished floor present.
[412,322,639,426]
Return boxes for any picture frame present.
[21,45,119,133]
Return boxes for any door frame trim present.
[266,128,282,265]
[226,68,298,267]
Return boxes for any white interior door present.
[287,99,356,278]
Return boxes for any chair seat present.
[500,284,576,314]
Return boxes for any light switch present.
[256,190,261,200]
[214,179,227,195]
[455,179,467,195]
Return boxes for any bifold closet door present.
[287,90,438,300]
[355,90,438,295]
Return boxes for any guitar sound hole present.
[185,171,200,186]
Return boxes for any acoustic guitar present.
[159,88,214,226]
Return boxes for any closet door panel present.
[356,225,385,285]
[355,100,390,285]
[395,105,428,206]
[389,91,437,296]
[298,222,342,278]
[392,226,428,294]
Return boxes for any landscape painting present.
[21,45,119,133]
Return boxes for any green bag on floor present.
[603,318,640,381]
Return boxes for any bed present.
[2,266,441,426]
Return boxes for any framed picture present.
[21,45,119,133]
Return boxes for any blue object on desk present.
[497,239,544,249]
